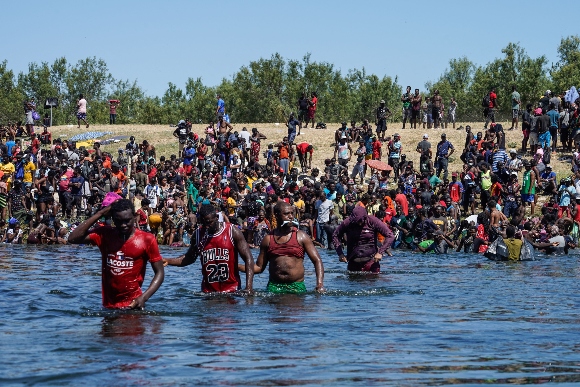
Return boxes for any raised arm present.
[68,206,111,244]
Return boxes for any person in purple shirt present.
[332,206,394,273]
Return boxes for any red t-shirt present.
[394,193,408,216]
[89,227,162,308]
[31,138,41,155]
[449,182,462,203]
[296,142,312,155]
[198,223,241,293]
[372,141,382,159]
[136,208,148,226]
[489,92,497,108]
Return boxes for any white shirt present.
[77,99,87,113]
[238,131,251,148]
[315,199,334,223]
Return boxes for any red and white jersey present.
[199,223,241,293]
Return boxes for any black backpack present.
[482,94,490,108]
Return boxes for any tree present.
[551,35,580,95]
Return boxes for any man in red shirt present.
[30,133,41,157]
[68,199,165,309]
[295,142,313,172]
[394,187,409,216]
[164,204,254,293]
[485,88,499,129]
[371,135,382,160]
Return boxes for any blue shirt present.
[436,140,454,158]
[217,98,225,114]
[70,176,85,196]
[287,119,300,133]
[364,136,373,155]
[183,148,195,165]
[491,150,508,172]
[6,140,15,156]
[547,109,559,128]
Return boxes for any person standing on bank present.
[240,201,324,294]
[297,93,309,135]
[76,94,89,129]
[286,112,301,144]
[164,204,255,293]
[108,99,120,124]
[376,99,391,142]
[432,90,443,129]
[509,85,521,131]
[484,88,498,129]
[401,86,412,129]
[435,133,454,180]
[216,94,225,118]
[332,206,394,273]
[68,199,165,309]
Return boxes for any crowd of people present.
[1,89,580,308]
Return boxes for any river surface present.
[1,245,580,386]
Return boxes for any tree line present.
[1,36,579,126]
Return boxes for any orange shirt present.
[279,145,289,159]
[112,170,126,193]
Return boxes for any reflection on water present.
[0,245,580,385]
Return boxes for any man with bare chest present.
[432,90,443,129]
[217,115,233,135]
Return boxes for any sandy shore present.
[49,121,572,180]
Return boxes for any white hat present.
[509,149,517,154]
[423,134,429,139]
[341,134,347,139]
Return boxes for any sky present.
[3,0,579,97]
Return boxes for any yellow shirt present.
[294,199,305,212]
[503,238,523,261]
[23,162,36,184]
[246,176,256,190]
[0,162,15,176]
[227,197,237,216]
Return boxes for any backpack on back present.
[482,94,491,108]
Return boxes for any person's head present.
[198,204,220,233]
[406,86,411,92]
[414,88,419,95]
[274,201,295,226]
[512,85,517,92]
[506,225,516,238]
[79,94,84,99]
[441,133,447,141]
[110,199,136,236]
[380,99,385,106]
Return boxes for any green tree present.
[551,35,580,95]
[0,60,25,123]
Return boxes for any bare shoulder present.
[296,229,311,245]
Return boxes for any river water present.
[1,245,580,386]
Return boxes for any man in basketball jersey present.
[240,201,324,293]
[164,204,255,293]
